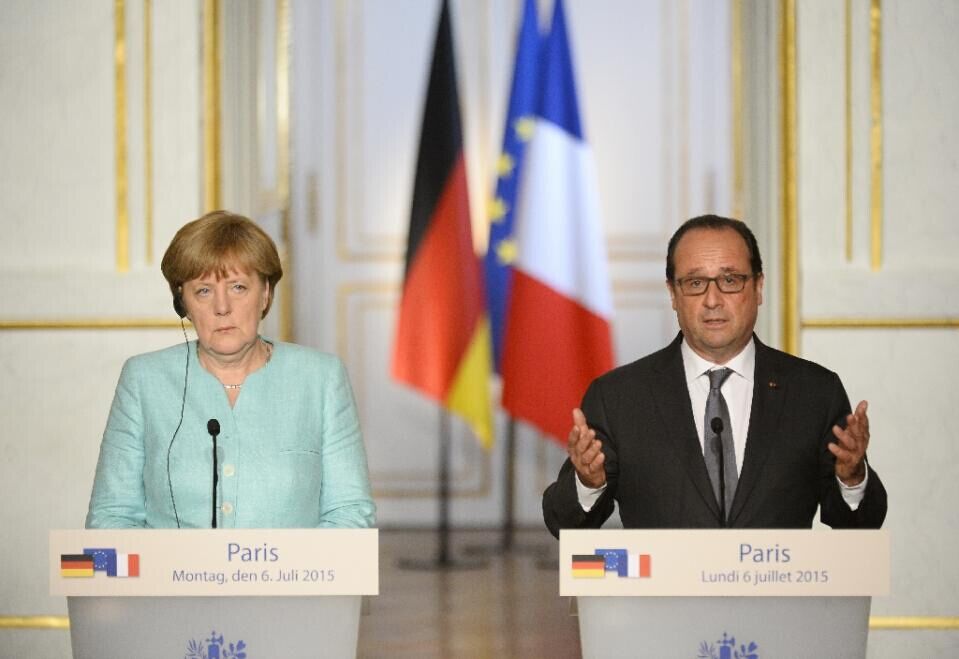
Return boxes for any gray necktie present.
[704,368,738,518]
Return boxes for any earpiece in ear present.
[173,288,187,318]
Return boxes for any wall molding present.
[114,0,130,272]
[801,318,959,330]
[3,614,957,631]
[202,0,222,212]
[780,0,799,355]
[0,318,186,330]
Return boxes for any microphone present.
[207,419,220,528]
[710,417,726,528]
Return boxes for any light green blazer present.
[86,339,376,529]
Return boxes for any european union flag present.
[595,548,628,577]
[84,547,117,577]
[484,0,541,371]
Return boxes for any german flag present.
[60,554,94,578]
[392,0,493,449]
[571,554,606,578]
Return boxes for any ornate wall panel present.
[792,0,959,652]
[798,0,959,320]
[0,0,205,640]
[801,329,959,656]
[0,2,116,271]
[0,0,202,320]
[335,0,436,261]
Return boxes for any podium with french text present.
[51,529,378,659]
[560,529,889,659]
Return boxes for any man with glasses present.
[543,215,887,534]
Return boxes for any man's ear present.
[666,280,678,311]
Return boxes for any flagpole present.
[463,413,548,558]
[500,417,516,552]
[498,416,548,554]
[398,409,487,571]
[438,407,451,564]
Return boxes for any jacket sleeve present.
[317,358,377,528]
[86,360,148,528]
[543,379,619,538]
[818,374,888,529]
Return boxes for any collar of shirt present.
[681,337,756,390]
[680,337,756,474]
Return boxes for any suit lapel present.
[728,337,786,525]
[652,335,722,521]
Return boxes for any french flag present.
[116,553,140,578]
[501,0,613,443]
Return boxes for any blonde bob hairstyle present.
[161,211,283,319]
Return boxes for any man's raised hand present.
[829,400,870,486]
[568,408,606,489]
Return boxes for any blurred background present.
[1,1,956,657]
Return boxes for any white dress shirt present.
[682,338,753,476]
[576,337,866,512]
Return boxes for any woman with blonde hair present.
[86,211,376,529]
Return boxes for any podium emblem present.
[697,632,759,659]
[186,631,248,659]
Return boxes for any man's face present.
[667,227,764,364]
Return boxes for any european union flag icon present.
[595,548,628,577]
[84,548,117,577]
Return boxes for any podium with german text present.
[560,529,889,659]
[51,529,377,659]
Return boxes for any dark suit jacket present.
[543,334,887,536]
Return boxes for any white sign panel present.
[51,529,378,596]
[560,529,889,597]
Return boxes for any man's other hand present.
[829,400,870,486]
[568,408,606,489]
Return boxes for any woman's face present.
[181,267,270,360]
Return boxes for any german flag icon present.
[60,554,94,578]
[571,554,606,578]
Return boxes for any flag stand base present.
[461,540,548,558]
[397,556,488,571]
[535,556,559,571]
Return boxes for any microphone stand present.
[711,416,726,528]
[208,420,220,528]
[714,434,726,528]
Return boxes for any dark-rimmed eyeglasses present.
[674,274,753,296]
